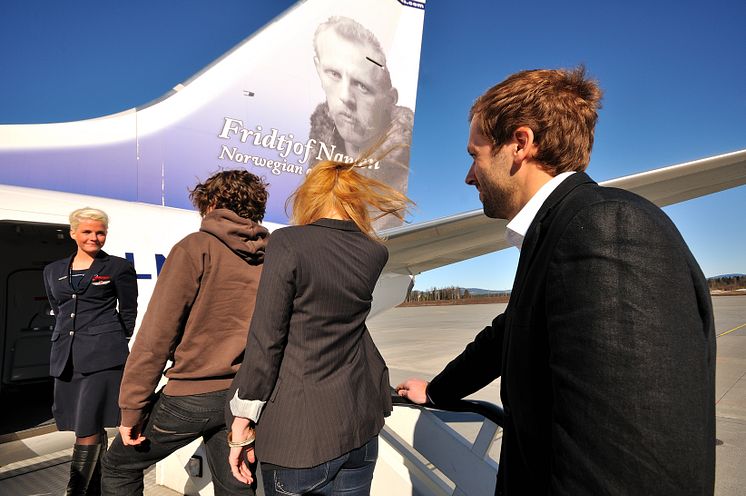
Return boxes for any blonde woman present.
[228,157,411,495]
[43,208,137,495]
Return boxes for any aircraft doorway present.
[0,221,74,395]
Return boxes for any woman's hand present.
[228,416,256,484]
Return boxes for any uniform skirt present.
[53,357,123,437]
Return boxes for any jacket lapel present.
[76,251,109,293]
[510,172,595,304]
[501,172,597,386]
[52,255,75,297]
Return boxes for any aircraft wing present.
[382,149,746,275]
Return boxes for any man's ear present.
[512,126,537,163]
[388,87,398,106]
[313,56,322,76]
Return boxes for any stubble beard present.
[481,183,518,220]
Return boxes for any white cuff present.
[230,390,266,422]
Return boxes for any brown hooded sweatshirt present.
[119,209,269,427]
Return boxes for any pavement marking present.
[716,370,746,405]
[718,322,746,338]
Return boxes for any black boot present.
[85,431,108,496]
[66,443,102,496]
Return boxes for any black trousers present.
[101,389,255,495]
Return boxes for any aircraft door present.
[2,268,55,385]
[0,221,74,393]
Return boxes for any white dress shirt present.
[505,171,576,250]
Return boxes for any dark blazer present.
[230,218,391,468]
[428,173,716,495]
[43,250,138,377]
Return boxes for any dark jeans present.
[261,437,378,496]
[101,389,254,496]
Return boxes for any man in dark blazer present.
[397,67,716,495]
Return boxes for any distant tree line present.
[405,286,512,303]
[406,286,464,302]
[405,275,746,303]
[708,275,746,291]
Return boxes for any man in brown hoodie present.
[101,170,269,496]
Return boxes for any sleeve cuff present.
[120,408,145,427]
[230,390,266,422]
[425,384,435,406]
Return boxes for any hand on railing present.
[391,388,505,427]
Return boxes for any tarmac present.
[1,295,744,495]
[367,294,746,496]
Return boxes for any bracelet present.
[227,431,255,448]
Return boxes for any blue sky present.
[1,0,744,290]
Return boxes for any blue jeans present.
[261,437,378,495]
[101,389,254,495]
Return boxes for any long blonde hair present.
[289,154,412,237]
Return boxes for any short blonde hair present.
[69,207,109,232]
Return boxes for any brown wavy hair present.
[189,169,268,221]
[470,66,603,174]
[289,153,412,237]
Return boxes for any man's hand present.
[229,416,256,485]
[119,423,146,446]
[396,378,429,404]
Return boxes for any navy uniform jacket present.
[428,173,716,495]
[43,250,138,377]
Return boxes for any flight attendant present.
[43,207,137,495]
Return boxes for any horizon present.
[416,272,746,294]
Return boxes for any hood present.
[200,209,269,265]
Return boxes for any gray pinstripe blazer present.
[229,218,392,468]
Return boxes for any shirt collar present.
[505,171,576,249]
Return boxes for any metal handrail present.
[391,393,505,427]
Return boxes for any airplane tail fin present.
[0,0,427,227]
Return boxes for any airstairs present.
[155,395,504,496]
